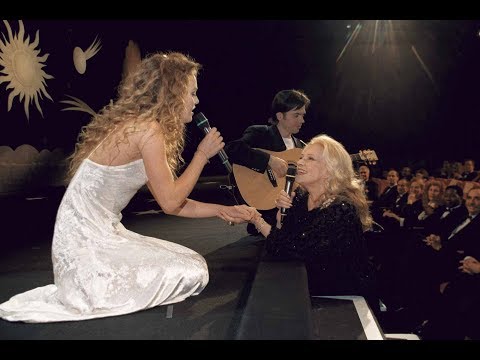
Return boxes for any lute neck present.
[350,153,362,162]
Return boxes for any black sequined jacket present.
[265,189,375,297]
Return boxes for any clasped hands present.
[459,256,480,275]
[440,256,480,294]
[423,234,442,251]
[218,205,260,226]
[218,190,295,228]
[219,205,265,230]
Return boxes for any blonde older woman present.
[250,134,377,310]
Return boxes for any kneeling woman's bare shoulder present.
[135,121,168,165]
[117,120,163,149]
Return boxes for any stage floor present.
[0,186,267,340]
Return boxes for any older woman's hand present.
[275,190,294,210]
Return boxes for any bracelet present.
[196,149,210,163]
[255,218,268,232]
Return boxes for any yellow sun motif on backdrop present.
[0,20,54,121]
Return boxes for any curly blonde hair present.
[308,134,373,231]
[67,51,201,180]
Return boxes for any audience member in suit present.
[414,185,467,258]
[375,169,399,209]
[433,187,480,283]
[358,165,379,202]
[391,178,410,216]
[382,179,424,230]
[422,185,468,238]
[416,187,480,339]
[461,159,480,182]
[371,169,399,223]
[225,89,310,234]
[248,134,378,314]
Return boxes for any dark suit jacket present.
[225,124,304,174]
[375,185,399,209]
[424,204,468,240]
[364,180,379,202]
[462,171,479,181]
[376,192,409,231]
[392,193,409,215]
[402,199,425,229]
[438,214,480,282]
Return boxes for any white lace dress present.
[0,158,209,323]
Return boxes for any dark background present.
[1,19,480,176]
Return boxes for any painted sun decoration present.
[0,20,54,121]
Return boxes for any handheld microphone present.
[194,112,233,174]
[280,164,297,222]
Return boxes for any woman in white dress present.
[0,52,256,323]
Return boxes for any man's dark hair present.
[446,185,463,198]
[269,89,310,124]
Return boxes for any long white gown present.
[0,158,209,323]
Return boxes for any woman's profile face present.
[181,74,199,123]
[296,143,327,187]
